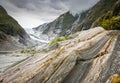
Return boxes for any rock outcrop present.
[0,27,119,83]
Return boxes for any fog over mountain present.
[0,0,99,28]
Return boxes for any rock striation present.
[0,27,119,83]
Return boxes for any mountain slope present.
[34,0,119,39]
[92,0,120,30]
[0,6,28,38]
[75,0,120,31]
[33,12,77,40]
[0,6,32,51]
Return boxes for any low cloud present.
[0,0,99,28]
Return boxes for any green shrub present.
[20,49,37,54]
[50,37,67,45]
[100,16,120,30]
[78,39,80,42]
[45,36,68,51]
[21,50,25,53]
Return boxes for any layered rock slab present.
[0,27,119,83]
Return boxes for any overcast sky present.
[0,0,99,28]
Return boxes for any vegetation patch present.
[0,31,7,42]
[111,77,120,83]
[45,37,68,51]
[50,37,67,46]
[100,15,120,30]
[21,49,37,54]
[0,6,26,38]
[96,0,120,30]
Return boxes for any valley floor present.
[0,52,31,75]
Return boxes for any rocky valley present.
[0,0,120,83]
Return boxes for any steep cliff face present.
[0,6,33,51]
[0,27,119,83]
[75,0,120,31]
[0,6,28,38]
[33,12,77,40]
[91,0,120,30]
